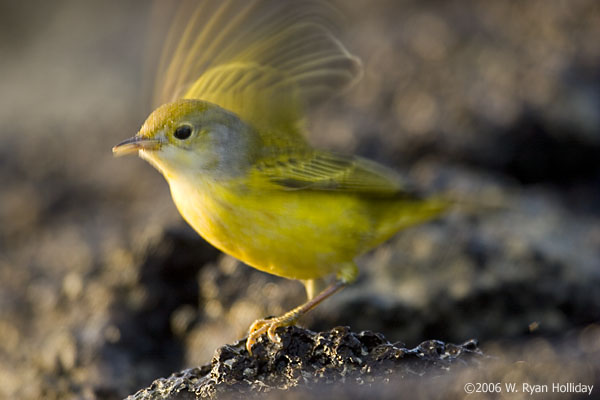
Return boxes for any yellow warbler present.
[113,0,446,353]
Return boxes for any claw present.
[267,324,281,343]
[246,315,293,353]
[246,322,268,353]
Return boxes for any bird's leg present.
[246,279,346,354]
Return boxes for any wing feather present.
[252,151,418,198]
[152,0,362,145]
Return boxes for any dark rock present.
[126,326,482,399]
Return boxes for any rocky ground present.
[126,325,600,400]
[127,326,484,400]
[0,0,599,399]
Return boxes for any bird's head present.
[113,99,258,179]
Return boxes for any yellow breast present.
[167,177,373,280]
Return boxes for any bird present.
[113,0,447,354]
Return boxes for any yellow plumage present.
[113,0,447,353]
[169,153,446,281]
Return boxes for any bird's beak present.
[112,136,163,157]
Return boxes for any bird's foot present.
[246,309,301,354]
[245,279,348,354]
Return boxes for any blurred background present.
[0,0,599,398]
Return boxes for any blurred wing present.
[252,151,417,197]
[153,0,362,144]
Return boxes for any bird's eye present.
[174,125,192,140]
